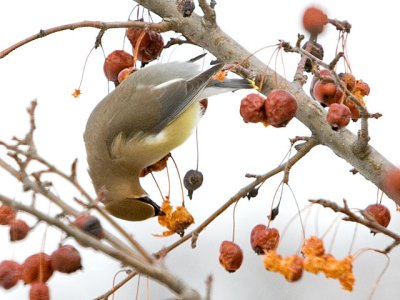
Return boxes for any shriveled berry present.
[0,204,16,225]
[344,98,360,121]
[326,103,351,130]
[264,89,297,127]
[103,50,134,83]
[29,282,50,300]
[140,154,170,177]
[302,6,328,35]
[22,253,53,284]
[281,255,304,282]
[0,260,22,289]
[382,168,400,203]
[365,204,391,228]
[50,245,82,274]
[302,236,325,257]
[177,0,195,17]
[73,214,104,240]
[183,169,204,200]
[355,79,370,96]
[219,241,243,273]
[250,225,280,255]
[127,27,164,63]
[240,93,266,123]
[9,219,30,241]
[302,41,324,72]
[339,73,356,92]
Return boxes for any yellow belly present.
[111,101,202,170]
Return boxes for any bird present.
[84,61,255,221]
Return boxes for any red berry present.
[264,89,297,127]
[365,204,391,228]
[103,50,134,83]
[302,6,328,35]
[50,245,82,274]
[0,260,22,289]
[73,214,104,240]
[312,70,343,107]
[126,27,164,63]
[250,225,280,255]
[326,103,351,130]
[0,205,16,225]
[239,93,266,123]
[22,253,53,284]
[382,168,400,203]
[29,282,50,300]
[9,219,30,241]
[219,241,243,273]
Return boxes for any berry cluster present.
[0,204,30,242]
[240,89,298,127]
[0,212,103,299]
[103,23,164,85]
[300,6,371,131]
[218,224,280,273]
[0,246,82,299]
[311,70,370,130]
[302,236,354,291]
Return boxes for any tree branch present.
[135,0,397,206]
[0,194,201,300]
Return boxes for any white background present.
[1,0,400,299]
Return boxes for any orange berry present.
[365,204,391,228]
[302,6,328,35]
[0,205,16,225]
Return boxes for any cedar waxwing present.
[84,61,255,221]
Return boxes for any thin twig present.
[309,199,400,253]
[94,270,139,300]
[198,0,216,23]
[0,20,173,59]
[157,138,318,255]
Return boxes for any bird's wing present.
[150,63,224,133]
